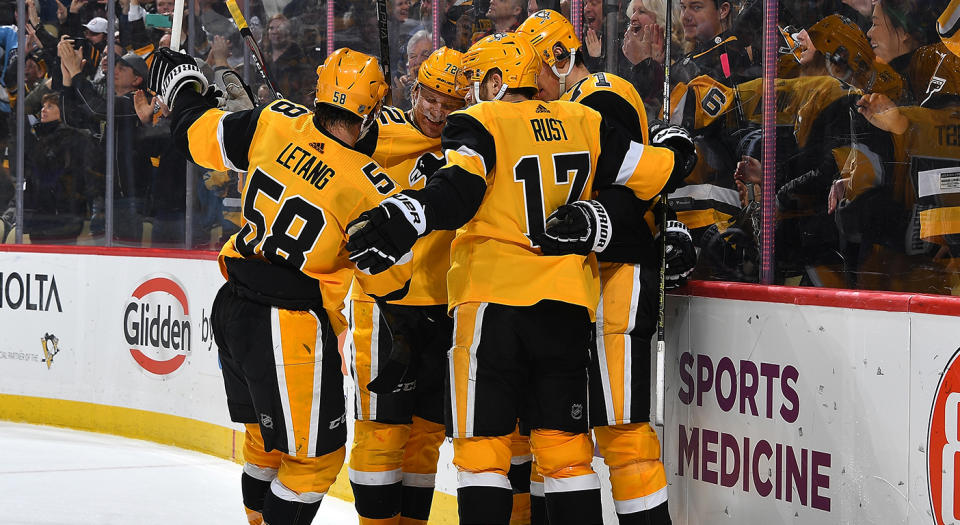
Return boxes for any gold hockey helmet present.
[461,32,541,101]
[315,48,388,120]
[516,10,582,68]
[417,46,468,99]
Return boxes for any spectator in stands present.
[393,30,433,109]
[485,0,526,34]
[582,0,604,69]
[18,92,97,244]
[867,0,939,102]
[260,14,311,104]
[65,12,108,80]
[59,40,152,243]
[672,0,754,85]
[389,0,419,75]
[622,0,681,115]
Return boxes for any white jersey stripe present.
[465,303,488,438]
[307,310,323,457]
[271,308,296,455]
[348,467,402,485]
[615,142,645,187]
[613,486,668,514]
[458,471,512,490]
[543,473,601,493]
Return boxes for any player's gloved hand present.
[657,219,697,289]
[534,200,611,256]
[214,67,256,111]
[149,47,212,111]
[649,121,698,182]
[346,193,426,274]
[366,301,421,395]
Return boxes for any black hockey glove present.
[346,193,426,274]
[650,121,698,186]
[657,220,697,289]
[535,200,612,256]
[149,47,214,111]
[366,301,422,395]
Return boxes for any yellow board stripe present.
[0,393,458,523]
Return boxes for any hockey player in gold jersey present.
[150,47,410,525]
[346,33,693,525]
[517,10,694,524]
[345,46,466,525]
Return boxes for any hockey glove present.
[346,193,426,274]
[535,200,612,256]
[366,301,422,395]
[214,67,256,111]
[650,121,698,185]
[149,47,212,111]
[657,220,697,289]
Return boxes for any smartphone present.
[67,36,88,50]
[144,13,172,28]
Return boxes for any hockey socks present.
[261,480,323,525]
[457,485,513,525]
[616,501,672,525]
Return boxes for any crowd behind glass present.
[1,0,957,295]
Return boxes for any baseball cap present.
[118,52,149,80]
[84,17,108,34]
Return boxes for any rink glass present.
[4,0,958,296]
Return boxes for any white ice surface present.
[0,421,359,524]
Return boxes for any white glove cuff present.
[382,194,427,237]
[575,200,612,253]
[162,63,208,109]
[663,219,691,239]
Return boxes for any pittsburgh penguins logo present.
[409,152,445,187]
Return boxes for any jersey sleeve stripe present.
[217,114,242,172]
[446,145,487,177]
[615,141,646,186]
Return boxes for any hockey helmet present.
[461,32,541,101]
[807,15,874,85]
[417,46,468,99]
[315,48,388,134]
[517,10,581,93]
[909,42,960,105]
[940,0,960,57]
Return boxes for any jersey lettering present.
[530,118,569,142]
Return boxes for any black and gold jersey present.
[672,31,756,88]
[562,71,658,264]
[412,99,676,318]
[889,105,960,246]
[563,72,649,145]
[172,96,410,332]
[351,106,453,306]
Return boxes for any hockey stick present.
[226,0,282,100]
[376,0,393,105]
[170,0,184,52]
[655,0,673,429]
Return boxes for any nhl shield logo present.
[260,413,274,429]
[571,403,583,420]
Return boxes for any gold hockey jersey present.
[435,99,675,318]
[352,106,454,306]
[177,98,410,332]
